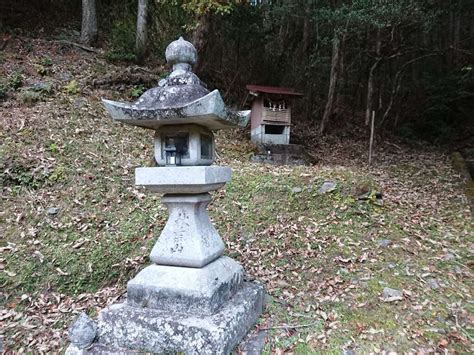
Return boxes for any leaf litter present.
[0,35,473,353]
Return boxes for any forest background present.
[1,0,473,148]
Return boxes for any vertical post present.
[368,110,375,166]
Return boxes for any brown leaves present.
[2,35,473,354]
[1,287,123,353]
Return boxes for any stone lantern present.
[66,37,264,354]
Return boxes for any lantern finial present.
[165,36,197,68]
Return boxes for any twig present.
[111,291,126,303]
[384,141,402,150]
[0,38,9,51]
[259,321,320,331]
[241,91,250,108]
[380,53,440,126]
[128,65,158,76]
[452,259,471,270]
[224,70,240,99]
[290,312,317,319]
[53,40,100,54]
[448,45,474,56]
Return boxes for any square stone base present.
[66,282,265,355]
[127,257,243,316]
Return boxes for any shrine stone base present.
[65,281,265,355]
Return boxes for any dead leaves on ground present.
[1,35,473,353]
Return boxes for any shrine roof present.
[246,85,303,96]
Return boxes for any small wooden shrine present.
[246,85,303,145]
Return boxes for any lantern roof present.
[102,37,250,130]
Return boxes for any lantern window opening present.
[200,134,213,159]
[162,133,190,159]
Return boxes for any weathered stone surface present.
[149,193,225,267]
[443,252,456,261]
[65,344,88,355]
[47,207,59,215]
[102,37,250,130]
[103,90,249,130]
[136,166,231,194]
[382,287,403,302]
[127,256,243,315]
[377,239,392,247]
[251,143,308,166]
[28,81,52,92]
[250,153,306,166]
[75,282,265,355]
[166,36,197,67]
[426,278,440,289]
[68,313,97,349]
[56,71,73,82]
[239,330,268,355]
[84,36,264,355]
[318,181,337,194]
[341,348,357,355]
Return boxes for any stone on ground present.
[318,181,337,194]
[68,313,97,349]
[382,287,403,302]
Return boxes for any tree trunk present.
[447,3,454,66]
[81,0,97,46]
[453,0,461,65]
[365,29,382,126]
[471,8,474,49]
[454,0,461,48]
[320,33,342,134]
[192,13,212,72]
[136,0,148,63]
[302,2,311,57]
[335,45,345,113]
[365,58,382,126]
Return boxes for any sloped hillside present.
[1,37,472,353]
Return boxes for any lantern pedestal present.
[149,193,224,267]
[67,282,264,355]
[65,165,265,355]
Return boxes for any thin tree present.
[136,0,149,62]
[81,0,98,46]
[320,34,342,134]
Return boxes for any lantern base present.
[127,256,243,316]
[65,281,265,355]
